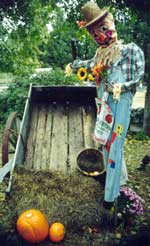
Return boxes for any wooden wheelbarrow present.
[0,84,102,192]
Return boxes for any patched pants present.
[103,91,133,202]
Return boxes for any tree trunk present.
[143,83,150,136]
[143,33,150,136]
[71,39,77,62]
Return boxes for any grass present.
[0,126,150,246]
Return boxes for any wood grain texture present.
[68,104,84,172]
[33,105,47,170]
[25,104,38,168]
[41,104,53,170]
[82,105,96,148]
[25,102,96,172]
[50,103,68,171]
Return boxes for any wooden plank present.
[33,104,47,170]
[4,85,32,193]
[82,105,96,148]
[0,159,13,182]
[68,104,84,171]
[50,103,68,171]
[41,104,53,169]
[25,104,38,168]
[14,84,32,166]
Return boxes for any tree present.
[0,0,52,75]
[39,5,97,68]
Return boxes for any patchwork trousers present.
[97,66,134,202]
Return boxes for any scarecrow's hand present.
[113,83,122,100]
[65,63,73,77]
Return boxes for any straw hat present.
[81,1,109,27]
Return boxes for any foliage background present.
[0,0,150,128]
[0,0,149,173]
[0,68,80,123]
[0,0,149,76]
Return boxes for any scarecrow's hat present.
[81,1,109,27]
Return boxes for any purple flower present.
[119,186,145,215]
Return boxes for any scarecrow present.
[66,1,145,208]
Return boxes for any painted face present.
[87,15,117,47]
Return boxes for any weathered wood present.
[25,104,38,168]
[23,85,97,173]
[33,105,47,170]
[41,104,53,169]
[4,84,32,193]
[68,104,84,171]
[25,102,96,172]
[82,105,96,148]
[15,84,32,166]
[50,103,68,171]
[0,159,13,182]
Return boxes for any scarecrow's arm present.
[106,44,145,94]
[65,57,97,77]
[71,57,96,72]
[121,44,145,92]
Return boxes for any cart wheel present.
[2,112,21,165]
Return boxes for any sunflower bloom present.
[77,67,87,81]
[88,73,95,81]
[65,63,73,77]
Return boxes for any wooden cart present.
[0,84,97,192]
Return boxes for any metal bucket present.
[76,148,105,177]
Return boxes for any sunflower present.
[87,73,95,81]
[65,63,73,76]
[77,67,87,81]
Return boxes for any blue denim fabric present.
[98,63,134,202]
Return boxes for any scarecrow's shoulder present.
[125,42,142,53]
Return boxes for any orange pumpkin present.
[16,209,49,243]
[49,222,65,243]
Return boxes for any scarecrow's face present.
[87,15,117,47]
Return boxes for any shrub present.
[0,68,80,124]
[134,130,150,140]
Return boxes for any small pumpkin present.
[49,222,65,243]
[16,209,49,243]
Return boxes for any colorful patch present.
[111,132,117,143]
[105,140,111,152]
[108,159,115,168]
[115,124,124,137]
[105,114,113,124]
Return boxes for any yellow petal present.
[65,63,73,77]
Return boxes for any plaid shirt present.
[72,42,145,92]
